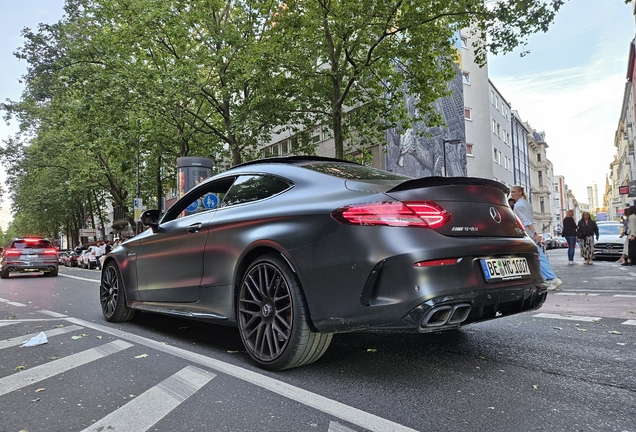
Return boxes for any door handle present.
[187,222,203,233]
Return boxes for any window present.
[490,90,495,105]
[323,128,332,140]
[537,153,542,162]
[538,171,543,187]
[493,149,501,164]
[540,197,545,214]
[466,143,474,156]
[464,108,472,120]
[281,140,289,155]
[462,72,470,84]
[312,134,321,144]
[496,123,501,138]
[166,177,235,221]
[494,96,499,110]
[492,119,497,133]
[291,136,299,149]
[222,175,292,207]
[461,36,468,48]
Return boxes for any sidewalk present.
[537,248,636,320]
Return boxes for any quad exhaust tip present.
[418,303,472,331]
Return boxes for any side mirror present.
[141,209,161,232]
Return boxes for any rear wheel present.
[100,261,135,322]
[0,269,8,279]
[237,254,332,370]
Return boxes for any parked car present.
[57,251,68,264]
[0,237,59,278]
[541,233,556,250]
[62,251,80,267]
[78,246,98,269]
[593,221,623,260]
[555,236,568,248]
[99,156,546,370]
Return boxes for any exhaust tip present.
[418,303,472,331]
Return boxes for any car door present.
[135,177,236,302]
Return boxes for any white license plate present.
[480,258,530,281]
[27,254,37,259]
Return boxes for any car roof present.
[231,155,356,170]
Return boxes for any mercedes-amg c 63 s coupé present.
[100,156,546,370]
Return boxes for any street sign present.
[79,229,96,237]
[134,198,143,222]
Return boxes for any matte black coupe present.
[100,156,546,370]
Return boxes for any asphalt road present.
[0,249,634,432]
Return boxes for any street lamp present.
[442,139,464,177]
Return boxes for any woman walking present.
[626,205,636,266]
[561,209,578,265]
[577,212,599,265]
[618,207,630,264]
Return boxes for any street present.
[0,249,635,432]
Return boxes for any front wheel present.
[237,254,332,370]
[100,261,135,322]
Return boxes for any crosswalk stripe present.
[0,297,26,306]
[622,320,636,326]
[533,313,601,322]
[39,310,68,318]
[554,293,599,296]
[66,317,418,432]
[80,366,215,432]
[0,324,84,350]
[613,295,636,298]
[329,421,358,432]
[0,340,132,397]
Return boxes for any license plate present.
[480,258,530,281]
[602,249,615,254]
[27,254,37,259]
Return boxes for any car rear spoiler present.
[387,176,509,195]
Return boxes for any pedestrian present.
[561,209,578,265]
[94,241,103,270]
[618,207,630,264]
[576,211,599,265]
[625,205,636,266]
[510,185,562,290]
[508,198,516,209]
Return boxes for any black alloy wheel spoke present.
[240,262,293,362]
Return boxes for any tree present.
[270,0,566,159]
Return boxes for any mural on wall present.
[385,65,466,178]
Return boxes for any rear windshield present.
[10,239,53,249]
[302,162,411,181]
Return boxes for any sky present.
[488,0,635,206]
[0,0,634,231]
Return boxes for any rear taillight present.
[43,249,58,255]
[331,201,451,228]
[514,214,526,234]
[4,250,21,256]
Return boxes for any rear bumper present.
[2,261,58,273]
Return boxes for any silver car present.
[0,238,59,278]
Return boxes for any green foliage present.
[1,0,566,233]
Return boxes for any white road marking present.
[80,366,215,432]
[65,317,418,432]
[622,320,636,326]
[553,293,599,296]
[329,421,358,432]
[533,313,601,322]
[613,295,636,298]
[0,324,84,350]
[0,340,132,397]
[58,273,98,282]
[39,310,68,318]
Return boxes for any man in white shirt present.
[510,186,562,291]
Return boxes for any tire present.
[0,269,8,279]
[100,261,135,322]
[49,268,58,277]
[237,254,332,370]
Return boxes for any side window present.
[221,175,291,207]
[163,177,236,222]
